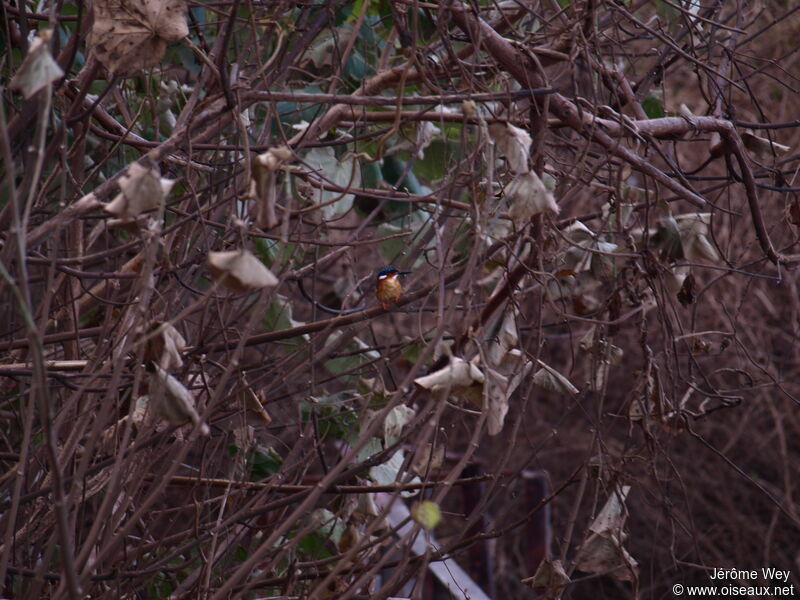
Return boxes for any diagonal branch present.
[447,3,799,267]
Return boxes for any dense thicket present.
[2,1,800,598]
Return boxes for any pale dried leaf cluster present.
[88,0,189,75]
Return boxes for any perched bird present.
[375,266,411,310]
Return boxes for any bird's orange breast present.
[376,275,403,305]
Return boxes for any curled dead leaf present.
[252,147,293,229]
[574,485,638,582]
[485,361,532,436]
[708,132,727,157]
[207,250,279,292]
[507,171,559,220]
[522,558,571,596]
[741,130,790,160]
[579,326,596,352]
[255,146,293,172]
[785,195,800,226]
[677,273,695,307]
[664,265,691,296]
[486,308,519,368]
[150,366,209,435]
[10,29,64,98]
[414,357,484,391]
[574,531,639,582]
[105,163,175,219]
[89,0,189,75]
[243,387,272,425]
[462,100,477,119]
[591,484,630,534]
[338,523,361,553]
[144,321,186,370]
[383,405,415,445]
[106,216,148,233]
[410,443,445,476]
[628,364,684,434]
[675,213,719,262]
[533,360,579,396]
[489,122,532,174]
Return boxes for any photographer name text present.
[710,568,791,583]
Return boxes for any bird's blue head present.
[377,266,411,280]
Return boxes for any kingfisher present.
[375,266,411,310]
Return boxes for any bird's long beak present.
[398,270,411,275]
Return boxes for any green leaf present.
[262,294,306,350]
[354,159,387,216]
[146,572,174,599]
[361,158,382,189]
[275,85,325,128]
[296,508,344,559]
[343,50,370,83]
[652,215,683,260]
[381,155,425,194]
[304,147,361,218]
[247,446,283,481]
[401,340,423,364]
[298,531,333,560]
[252,236,278,265]
[356,436,383,462]
[377,223,409,264]
[413,139,451,183]
[366,445,424,496]
[300,393,359,441]
[346,0,367,22]
[369,449,405,485]
[234,545,248,562]
[323,332,379,381]
[642,95,664,119]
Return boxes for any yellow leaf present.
[411,500,441,531]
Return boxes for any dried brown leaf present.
[105,163,174,219]
[489,122,532,174]
[485,361,532,436]
[507,171,559,220]
[144,321,186,370]
[10,30,64,98]
[410,443,445,476]
[414,357,484,391]
[533,360,579,396]
[207,250,279,292]
[243,388,272,425]
[574,531,639,582]
[522,558,571,597]
[150,366,209,435]
[574,485,638,582]
[741,130,790,160]
[252,147,293,229]
[89,0,188,75]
